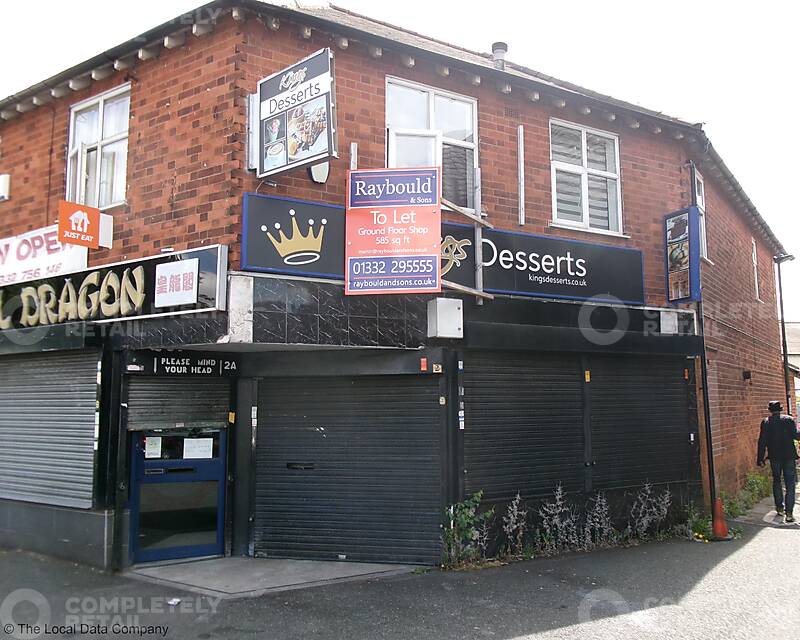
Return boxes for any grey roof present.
[297,3,692,126]
[0,0,786,254]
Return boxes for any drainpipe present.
[689,160,717,506]
[774,253,795,414]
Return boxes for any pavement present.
[731,488,799,529]
[126,557,414,599]
[1,496,799,639]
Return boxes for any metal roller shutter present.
[463,352,585,502]
[589,355,691,489]
[255,375,443,565]
[0,350,100,509]
[126,377,231,431]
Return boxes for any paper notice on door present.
[145,436,162,459]
[183,438,214,459]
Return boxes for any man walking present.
[757,401,799,522]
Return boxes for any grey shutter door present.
[589,355,691,489]
[126,377,231,431]
[0,350,99,509]
[254,375,443,565]
[463,352,585,502]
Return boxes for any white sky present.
[1,1,798,318]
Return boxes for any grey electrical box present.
[427,298,463,339]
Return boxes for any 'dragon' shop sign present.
[0,265,145,328]
[0,245,228,330]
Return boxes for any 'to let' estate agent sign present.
[345,167,442,295]
[257,48,337,178]
[241,193,644,304]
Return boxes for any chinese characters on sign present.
[0,246,226,332]
[664,207,701,303]
[345,167,442,296]
[154,258,199,308]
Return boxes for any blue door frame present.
[130,430,227,563]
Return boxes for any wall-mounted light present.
[163,33,187,50]
[192,22,214,37]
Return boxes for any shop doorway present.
[253,374,445,565]
[130,429,226,563]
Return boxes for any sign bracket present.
[442,279,494,300]
[441,198,493,229]
[441,168,491,304]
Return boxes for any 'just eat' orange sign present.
[58,200,101,249]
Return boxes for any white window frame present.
[695,171,708,259]
[387,129,443,168]
[385,76,479,211]
[752,238,762,302]
[66,83,131,210]
[549,118,623,236]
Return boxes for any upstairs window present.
[550,120,622,234]
[695,171,708,259]
[66,85,130,209]
[386,77,477,210]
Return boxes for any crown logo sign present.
[261,209,326,265]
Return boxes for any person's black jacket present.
[757,414,799,464]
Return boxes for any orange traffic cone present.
[712,497,733,540]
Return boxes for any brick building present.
[0,1,787,568]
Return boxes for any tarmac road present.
[0,515,797,639]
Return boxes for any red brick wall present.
[0,8,785,493]
[0,16,245,267]
[0,12,693,306]
[235,17,691,307]
[698,172,785,493]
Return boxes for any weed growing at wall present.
[583,492,617,549]
[441,491,494,567]
[442,482,684,567]
[722,469,771,518]
[502,492,528,557]
[626,482,671,540]
[535,484,580,556]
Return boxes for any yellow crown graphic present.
[261,209,326,266]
